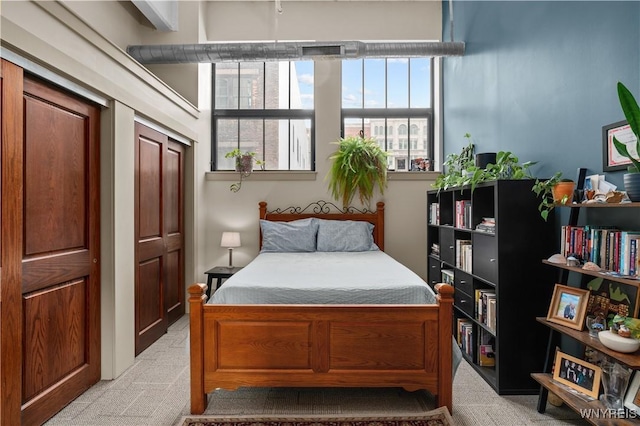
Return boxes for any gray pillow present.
[260,218,318,252]
[316,219,379,252]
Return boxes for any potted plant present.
[432,133,537,193]
[327,134,388,208]
[224,149,264,192]
[613,82,640,202]
[531,172,575,221]
[432,134,475,191]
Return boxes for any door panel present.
[20,77,100,426]
[135,124,184,354]
[165,141,184,325]
[0,58,25,426]
[22,280,87,401]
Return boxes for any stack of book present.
[475,217,496,234]
[476,289,497,332]
[457,318,474,358]
[429,203,440,225]
[456,239,472,273]
[455,200,472,229]
[431,243,440,257]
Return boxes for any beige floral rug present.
[181,406,455,426]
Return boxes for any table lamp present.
[220,231,241,268]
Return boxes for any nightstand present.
[203,266,243,299]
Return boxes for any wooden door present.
[135,123,184,355]
[20,77,101,425]
[1,58,25,426]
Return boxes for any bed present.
[188,201,456,414]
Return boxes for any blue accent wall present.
[442,1,640,187]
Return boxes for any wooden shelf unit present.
[535,179,640,422]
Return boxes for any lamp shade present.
[220,231,241,248]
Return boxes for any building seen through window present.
[342,57,433,171]
[213,61,314,171]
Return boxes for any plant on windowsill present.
[224,149,265,192]
[613,82,640,202]
[531,172,575,221]
[327,132,388,208]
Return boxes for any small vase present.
[624,173,640,202]
[236,155,254,175]
[599,360,631,410]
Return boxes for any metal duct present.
[126,41,465,64]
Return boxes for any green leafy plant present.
[531,172,574,221]
[614,82,640,173]
[432,133,536,193]
[432,134,475,191]
[327,135,388,207]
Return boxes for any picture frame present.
[624,371,640,412]
[553,350,602,399]
[547,283,590,331]
[603,120,639,171]
[396,157,407,171]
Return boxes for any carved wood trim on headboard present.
[258,200,385,251]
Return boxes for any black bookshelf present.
[427,180,557,394]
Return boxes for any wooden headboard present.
[259,200,385,251]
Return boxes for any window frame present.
[341,58,435,172]
[211,62,316,172]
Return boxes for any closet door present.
[20,76,101,426]
[0,58,24,426]
[135,123,184,355]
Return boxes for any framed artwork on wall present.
[603,120,638,171]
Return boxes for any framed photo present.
[547,283,590,331]
[624,371,640,412]
[553,350,601,399]
[603,120,639,171]
[396,157,408,171]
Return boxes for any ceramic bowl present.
[598,330,640,353]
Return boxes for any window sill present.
[388,171,441,181]
[205,171,317,181]
[206,170,440,182]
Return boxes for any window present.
[212,61,315,171]
[341,58,433,171]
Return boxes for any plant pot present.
[623,173,640,202]
[552,181,575,204]
[236,155,253,174]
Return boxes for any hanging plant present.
[327,134,388,207]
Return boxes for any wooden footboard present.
[188,283,454,414]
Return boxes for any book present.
[478,329,496,367]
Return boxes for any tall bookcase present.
[427,180,557,394]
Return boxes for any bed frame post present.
[435,283,454,414]
[188,283,207,414]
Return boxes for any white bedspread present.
[209,251,436,305]
[208,250,462,374]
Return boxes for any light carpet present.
[181,406,454,426]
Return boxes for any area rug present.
[181,406,454,426]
